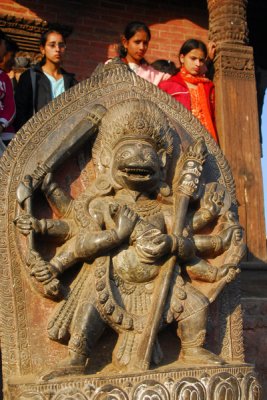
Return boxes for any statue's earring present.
[159,181,171,197]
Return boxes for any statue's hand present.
[221,226,243,249]
[41,172,54,193]
[216,263,240,282]
[207,41,216,61]
[30,260,60,284]
[232,227,243,244]
[202,188,224,217]
[14,214,43,235]
[142,233,173,257]
[226,266,240,282]
[115,205,139,241]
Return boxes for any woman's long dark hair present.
[119,21,151,58]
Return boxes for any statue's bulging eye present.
[119,151,131,160]
[143,147,158,160]
[143,150,154,159]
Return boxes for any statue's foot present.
[58,353,87,368]
[39,354,88,381]
[180,347,225,365]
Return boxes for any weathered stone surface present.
[0,61,261,398]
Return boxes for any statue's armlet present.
[194,234,223,256]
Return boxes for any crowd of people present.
[0,20,218,157]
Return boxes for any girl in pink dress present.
[117,21,170,85]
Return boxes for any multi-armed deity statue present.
[0,60,261,399]
[15,99,243,374]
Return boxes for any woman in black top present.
[14,29,77,131]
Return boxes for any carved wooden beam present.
[0,14,72,53]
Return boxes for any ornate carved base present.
[7,364,261,399]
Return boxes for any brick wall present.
[0,0,208,80]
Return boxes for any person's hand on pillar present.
[207,41,216,62]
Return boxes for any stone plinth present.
[7,364,260,400]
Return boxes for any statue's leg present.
[177,283,225,365]
[62,302,106,368]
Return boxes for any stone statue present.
[15,99,244,377]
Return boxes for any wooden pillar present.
[207,0,267,262]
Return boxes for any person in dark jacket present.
[14,29,77,131]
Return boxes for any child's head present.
[151,59,178,75]
[119,21,151,64]
[179,39,208,59]
[40,29,66,66]
[40,29,66,48]
[0,38,19,72]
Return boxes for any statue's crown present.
[96,99,173,153]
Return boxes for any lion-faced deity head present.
[92,99,174,193]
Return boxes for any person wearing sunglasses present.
[14,29,77,131]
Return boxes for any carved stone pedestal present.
[6,364,260,400]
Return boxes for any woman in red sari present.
[159,39,218,144]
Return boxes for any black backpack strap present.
[29,68,37,115]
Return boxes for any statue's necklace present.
[131,199,161,218]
